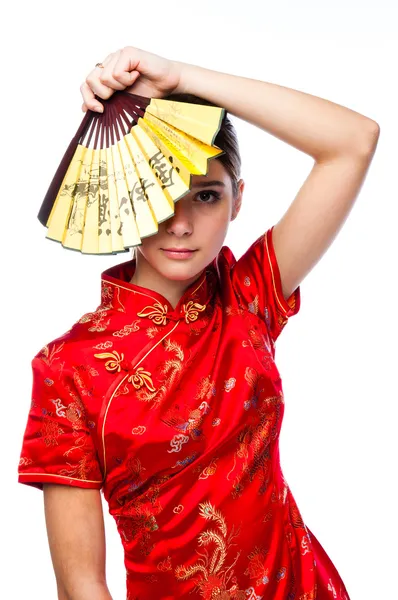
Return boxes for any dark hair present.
[163,92,242,199]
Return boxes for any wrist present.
[172,60,194,95]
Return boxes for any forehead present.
[190,158,230,187]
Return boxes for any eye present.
[195,190,221,204]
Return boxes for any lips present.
[162,248,196,252]
[161,248,197,259]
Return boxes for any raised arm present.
[43,484,113,600]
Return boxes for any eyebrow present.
[190,180,226,188]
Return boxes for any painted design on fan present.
[131,179,150,207]
[149,150,176,189]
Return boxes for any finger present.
[97,64,128,91]
[113,48,142,86]
[80,81,104,112]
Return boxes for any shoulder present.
[33,301,110,372]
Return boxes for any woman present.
[18,46,379,600]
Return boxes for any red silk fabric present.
[18,226,350,599]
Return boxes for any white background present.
[2,1,397,598]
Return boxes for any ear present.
[231,179,244,221]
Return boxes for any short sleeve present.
[231,225,301,343]
[18,355,104,491]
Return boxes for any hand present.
[80,46,184,113]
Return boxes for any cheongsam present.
[18,226,350,600]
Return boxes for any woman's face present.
[134,159,244,288]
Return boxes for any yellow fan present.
[38,91,226,255]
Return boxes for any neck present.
[130,251,203,309]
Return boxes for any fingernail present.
[93,105,103,113]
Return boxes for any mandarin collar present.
[100,256,218,325]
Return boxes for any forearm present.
[174,60,378,161]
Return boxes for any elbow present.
[57,579,111,600]
[356,120,380,157]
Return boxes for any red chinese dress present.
[18,226,350,600]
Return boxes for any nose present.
[165,198,193,237]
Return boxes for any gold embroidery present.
[101,282,126,312]
[175,501,246,599]
[195,376,216,401]
[244,546,269,587]
[93,340,113,350]
[157,556,172,571]
[114,458,162,557]
[298,586,318,600]
[78,306,111,332]
[227,393,284,498]
[248,294,259,316]
[146,326,161,339]
[137,301,169,325]
[41,417,64,447]
[135,337,184,407]
[198,458,218,480]
[39,343,65,367]
[94,350,126,373]
[128,366,156,392]
[183,300,206,323]
[113,320,141,338]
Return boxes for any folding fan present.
[38,91,226,255]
